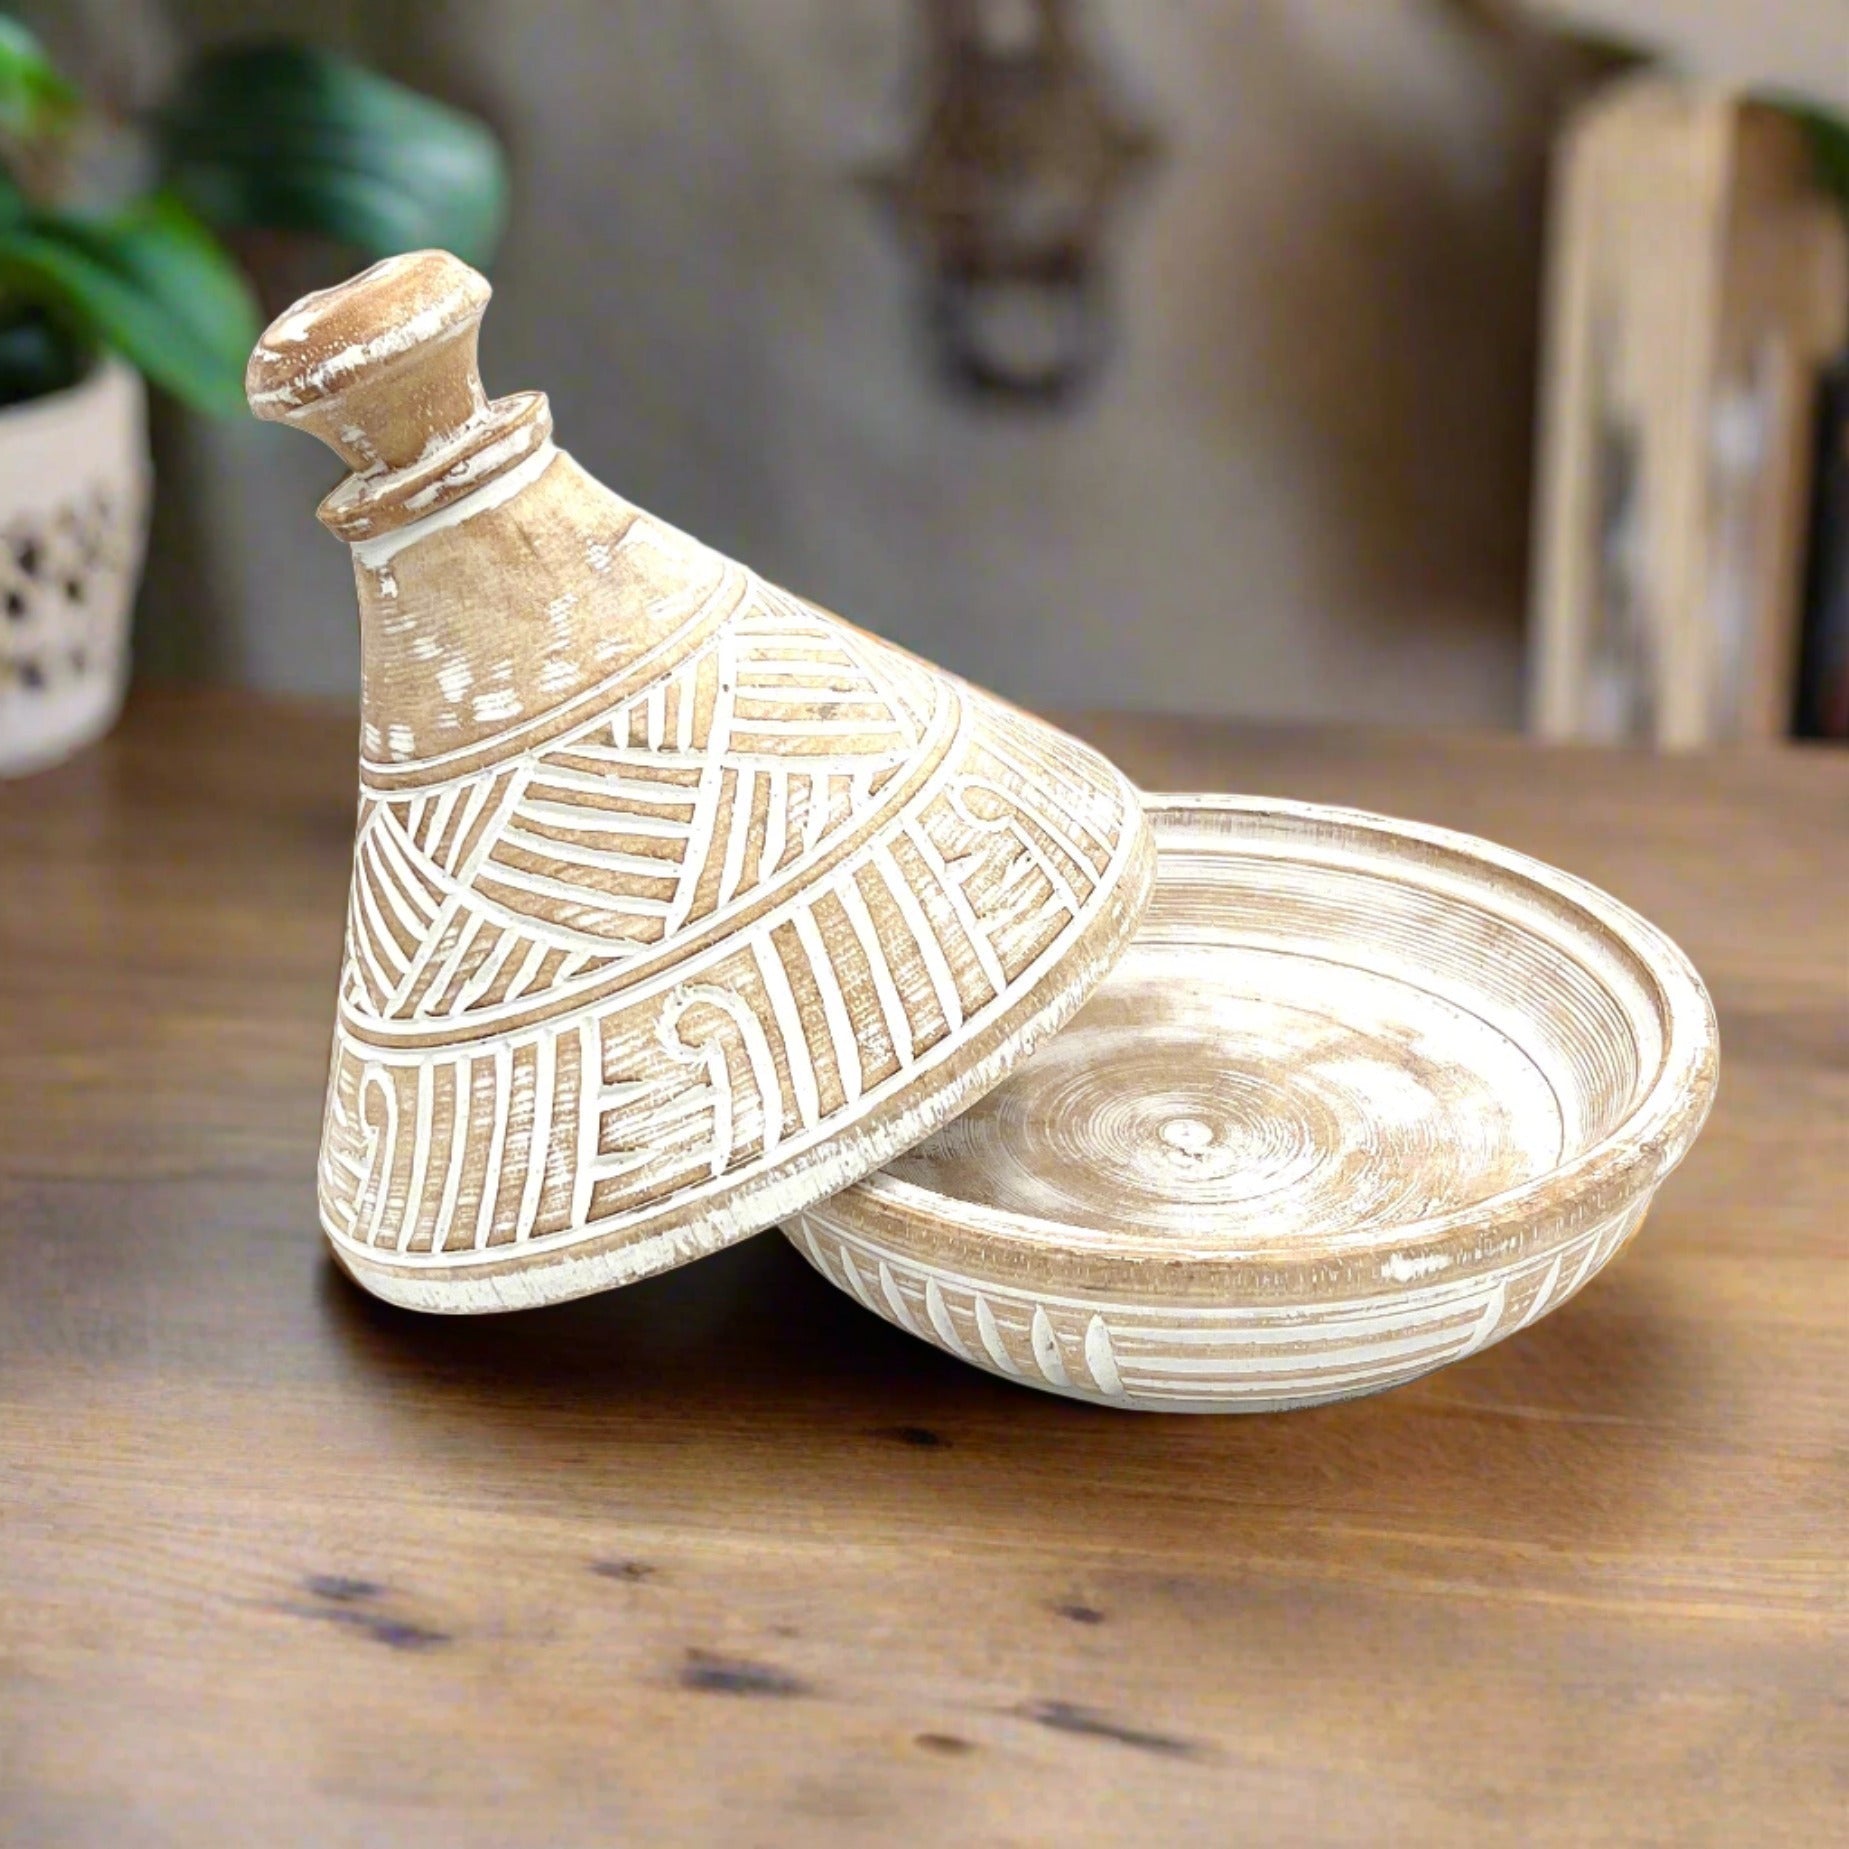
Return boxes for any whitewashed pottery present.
[248,251,1154,1313]
[247,248,1720,1395]
[790,795,1720,1410]
[0,358,149,777]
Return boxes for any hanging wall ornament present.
[867,0,1159,405]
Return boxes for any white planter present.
[0,358,150,777]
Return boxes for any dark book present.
[1795,354,1849,740]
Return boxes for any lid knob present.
[245,249,492,473]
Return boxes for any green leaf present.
[0,192,260,414]
[159,42,507,268]
[0,17,79,140]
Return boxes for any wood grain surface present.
[2,689,1844,1846]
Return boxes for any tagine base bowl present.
[790,795,1719,1412]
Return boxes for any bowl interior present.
[880,797,1671,1249]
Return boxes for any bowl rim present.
[835,792,1720,1299]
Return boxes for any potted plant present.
[0,20,505,775]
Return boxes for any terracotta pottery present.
[0,358,149,778]
[789,795,1720,1411]
[248,251,1154,1312]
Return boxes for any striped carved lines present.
[320,730,1127,1259]
[341,591,961,1028]
[787,1198,1650,1412]
[318,555,1144,1275]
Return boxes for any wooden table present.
[2,690,1843,1845]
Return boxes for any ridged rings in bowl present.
[787,794,1719,1412]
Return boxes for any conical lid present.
[249,251,1154,1312]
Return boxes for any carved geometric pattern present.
[242,249,1150,1312]
[787,1195,1653,1412]
[317,574,1141,1284]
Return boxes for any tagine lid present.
[249,250,1155,1313]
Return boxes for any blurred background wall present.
[36,0,1613,725]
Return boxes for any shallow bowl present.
[788,794,1719,1411]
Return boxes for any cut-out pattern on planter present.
[0,486,140,699]
[0,359,150,776]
